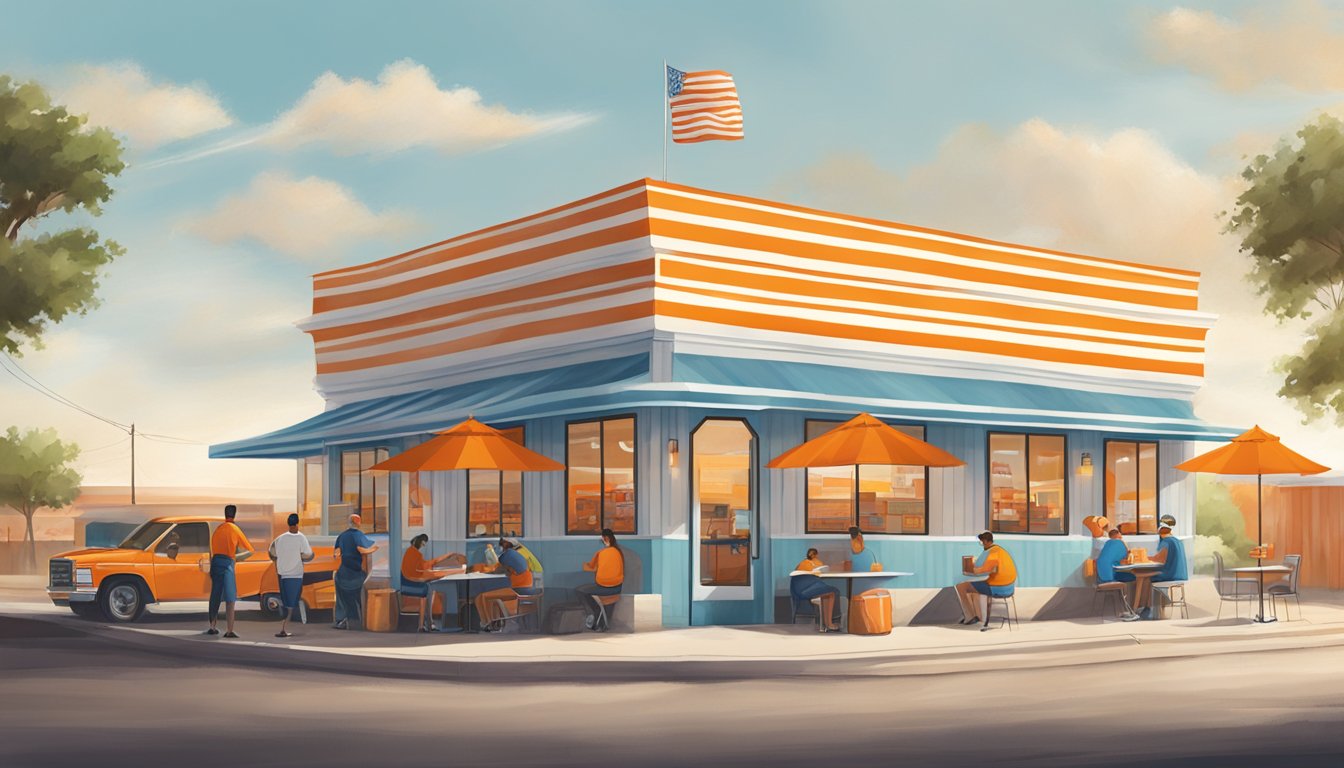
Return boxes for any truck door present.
[152,523,211,600]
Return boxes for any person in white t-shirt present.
[268,514,314,638]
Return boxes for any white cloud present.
[263,59,594,155]
[183,172,419,261]
[54,63,234,148]
[774,119,1342,473]
[1147,2,1344,92]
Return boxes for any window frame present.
[802,418,931,535]
[465,426,526,539]
[690,417,761,596]
[986,431,1070,536]
[564,414,639,536]
[1103,438,1160,535]
[337,446,391,534]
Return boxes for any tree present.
[0,75,125,354]
[1226,114,1344,423]
[0,427,82,572]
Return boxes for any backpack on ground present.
[544,602,588,635]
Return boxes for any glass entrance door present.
[691,419,757,602]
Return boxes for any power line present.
[0,352,131,432]
[79,436,132,454]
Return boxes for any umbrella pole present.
[1254,473,1273,623]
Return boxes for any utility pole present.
[130,423,136,505]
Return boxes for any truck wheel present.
[261,593,285,618]
[70,602,99,619]
[99,579,146,622]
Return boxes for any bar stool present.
[592,594,621,632]
[1151,581,1188,619]
[1093,581,1133,618]
[985,593,1019,631]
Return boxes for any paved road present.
[2,615,1343,768]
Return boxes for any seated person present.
[846,526,881,572]
[577,528,625,630]
[791,548,840,631]
[475,538,539,631]
[1083,515,1112,560]
[1095,528,1139,621]
[400,534,464,632]
[1140,524,1188,619]
[953,531,1018,631]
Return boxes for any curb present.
[9,609,1344,683]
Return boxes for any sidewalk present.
[6,577,1344,681]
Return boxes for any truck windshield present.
[118,522,173,551]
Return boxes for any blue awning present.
[211,353,1237,460]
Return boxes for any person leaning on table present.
[846,526,881,572]
[475,538,539,631]
[400,534,465,632]
[1137,524,1188,620]
[792,547,841,632]
[577,528,625,630]
[1095,528,1140,621]
[954,531,1017,631]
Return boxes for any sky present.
[3,0,1344,505]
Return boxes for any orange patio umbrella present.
[1175,425,1329,622]
[767,413,964,469]
[370,417,564,472]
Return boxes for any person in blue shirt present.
[1095,528,1139,621]
[846,526,880,572]
[1140,525,1188,619]
[332,514,378,629]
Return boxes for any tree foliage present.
[1227,115,1344,423]
[0,75,124,354]
[0,427,82,571]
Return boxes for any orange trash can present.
[363,588,398,632]
[847,589,893,635]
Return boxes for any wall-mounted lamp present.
[668,438,679,468]
[1078,452,1093,477]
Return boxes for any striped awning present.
[211,353,1236,460]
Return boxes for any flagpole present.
[662,59,668,181]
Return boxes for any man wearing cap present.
[268,513,314,638]
[1140,519,1187,619]
[207,504,254,638]
[332,514,378,629]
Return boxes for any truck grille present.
[49,558,74,588]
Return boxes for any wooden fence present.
[1228,484,1344,590]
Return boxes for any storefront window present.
[566,416,636,534]
[1106,440,1158,535]
[804,420,928,534]
[467,427,524,538]
[694,419,755,587]
[335,448,390,533]
[297,456,324,535]
[989,433,1066,535]
[406,471,430,532]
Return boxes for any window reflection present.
[805,420,928,534]
[566,417,636,534]
[695,419,754,587]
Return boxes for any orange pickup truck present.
[47,516,339,623]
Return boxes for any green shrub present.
[1195,476,1255,571]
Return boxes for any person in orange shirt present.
[791,548,841,631]
[475,538,538,631]
[400,534,464,632]
[953,531,1017,632]
[577,528,624,631]
[206,504,254,639]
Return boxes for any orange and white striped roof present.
[300,179,1211,406]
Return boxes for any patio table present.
[429,572,510,633]
[1228,565,1293,622]
[791,570,912,633]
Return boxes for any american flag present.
[667,66,743,144]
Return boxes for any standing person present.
[953,531,1018,631]
[207,504,254,639]
[474,538,538,631]
[846,526,880,572]
[400,534,464,632]
[577,528,625,630]
[268,513,314,638]
[332,514,378,630]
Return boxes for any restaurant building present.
[211,178,1234,626]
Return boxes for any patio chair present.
[1150,581,1188,619]
[592,593,621,632]
[1092,581,1133,618]
[491,575,545,633]
[1213,551,1259,620]
[1268,554,1303,622]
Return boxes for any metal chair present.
[1213,551,1258,620]
[1093,581,1133,618]
[1268,554,1303,622]
[985,593,1019,631]
[592,593,621,631]
[1150,581,1188,619]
